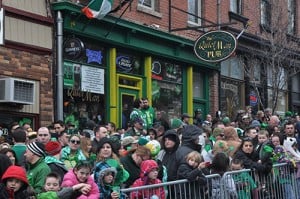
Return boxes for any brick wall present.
[0,46,54,127]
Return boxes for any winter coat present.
[45,156,68,181]
[120,153,140,188]
[130,160,165,199]
[175,125,203,167]
[61,169,99,199]
[130,178,165,199]
[61,147,86,170]
[37,187,81,199]
[0,165,31,199]
[156,129,180,181]
[234,149,272,174]
[177,163,207,198]
[27,157,51,194]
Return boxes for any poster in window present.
[81,65,104,94]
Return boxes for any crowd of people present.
[0,100,299,199]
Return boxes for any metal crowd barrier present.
[121,163,299,199]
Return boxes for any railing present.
[121,163,300,199]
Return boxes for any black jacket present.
[157,129,180,181]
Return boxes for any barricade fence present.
[121,162,300,199]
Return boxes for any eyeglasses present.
[243,137,253,142]
[70,140,80,144]
[38,134,49,137]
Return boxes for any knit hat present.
[250,120,261,128]
[45,141,62,156]
[140,160,158,178]
[2,165,28,185]
[27,142,45,157]
[170,118,183,129]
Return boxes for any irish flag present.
[82,0,114,20]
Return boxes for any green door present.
[119,88,140,129]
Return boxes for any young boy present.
[231,158,257,199]
[0,165,33,199]
[254,130,273,162]
[38,172,91,199]
[98,167,122,199]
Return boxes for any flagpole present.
[105,0,133,38]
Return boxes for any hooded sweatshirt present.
[157,129,180,181]
[175,125,203,167]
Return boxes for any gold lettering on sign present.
[67,88,100,102]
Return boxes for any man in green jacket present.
[24,141,51,194]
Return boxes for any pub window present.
[63,36,106,67]
[151,59,183,119]
[193,71,204,98]
[63,62,106,130]
[116,51,143,76]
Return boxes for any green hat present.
[170,118,183,129]
[138,137,149,146]
[285,111,292,117]
[222,117,231,124]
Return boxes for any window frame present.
[260,0,272,29]
[287,0,296,35]
[137,0,161,17]
[230,0,243,15]
[187,0,202,25]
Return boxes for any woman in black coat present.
[234,137,272,174]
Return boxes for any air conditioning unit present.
[0,77,35,104]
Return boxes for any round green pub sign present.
[194,30,237,62]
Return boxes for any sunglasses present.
[38,134,49,137]
[70,140,80,144]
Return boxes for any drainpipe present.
[217,0,220,29]
[56,8,63,120]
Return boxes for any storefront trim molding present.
[51,1,219,71]
[108,48,117,124]
[187,66,193,123]
[144,56,152,104]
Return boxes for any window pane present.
[152,60,183,119]
[267,89,286,114]
[221,57,244,80]
[139,0,151,7]
[188,0,199,23]
[152,80,182,119]
[193,71,204,98]
[288,0,295,34]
